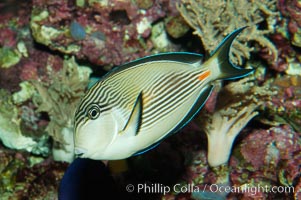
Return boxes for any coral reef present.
[0,0,92,162]
[177,0,279,65]
[259,0,301,73]
[160,70,301,199]
[278,0,301,48]
[0,56,90,162]
[231,125,300,199]
[30,0,182,68]
[169,75,276,199]
[0,0,300,199]
[260,33,300,72]
[198,76,276,167]
[261,74,301,133]
[0,144,68,199]
[0,0,64,94]
[0,1,31,70]
[160,122,300,200]
[0,89,38,152]
[164,15,190,39]
[31,57,91,162]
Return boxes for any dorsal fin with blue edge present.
[98,52,204,82]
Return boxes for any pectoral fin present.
[122,92,143,136]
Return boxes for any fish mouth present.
[74,147,87,158]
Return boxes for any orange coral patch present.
[198,70,211,81]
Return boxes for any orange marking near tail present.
[198,70,211,81]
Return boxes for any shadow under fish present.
[58,158,124,200]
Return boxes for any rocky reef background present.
[0,0,300,199]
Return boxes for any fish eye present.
[87,104,100,120]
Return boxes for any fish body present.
[74,27,253,160]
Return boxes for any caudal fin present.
[209,27,254,80]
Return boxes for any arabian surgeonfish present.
[74,27,254,160]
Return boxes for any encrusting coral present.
[278,0,301,48]
[263,74,301,133]
[0,145,68,199]
[29,0,182,68]
[0,89,38,152]
[177,0,279,65]
[31,57,91,162]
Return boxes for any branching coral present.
[205,103,259,167]
[31,57,91,162]
[177,0,279,65]
[198,76,276,167]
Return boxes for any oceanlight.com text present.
[125,183,294,196]
[208,184,294,196]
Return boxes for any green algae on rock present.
[0,47,21,68]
